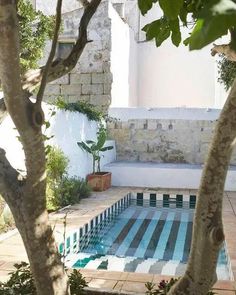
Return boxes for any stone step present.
[104,162,236,191]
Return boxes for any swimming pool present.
[60,193,231,280]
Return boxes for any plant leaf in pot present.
[77,125,113,191]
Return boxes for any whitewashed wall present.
[137,4,218,108]
[0,103,116,180]
[109,3,138,107]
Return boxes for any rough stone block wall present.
[44,2,112,112]
[107,118,236,165]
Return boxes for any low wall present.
[0,103,116,180]
[108,107,236,165]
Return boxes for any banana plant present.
[77,126,113,174]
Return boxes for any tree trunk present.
[0,2,70,294]
[168,80,236,294]
[10,195,70,295]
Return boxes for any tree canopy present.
[139,0,236,52]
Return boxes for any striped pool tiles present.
[71,206,230,280]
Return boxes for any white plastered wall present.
[0,103,116,179]
[137,4,217,108]
[109,3,138,107]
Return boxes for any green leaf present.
[96,129,106,150]
[179,5,188,26]
[85,140,95,144]
[159,0,183,20]
[169,18,181,47]
[100,146,114,152]
[183,36,190,46]
[138,0,158,15]
[143,20,161,41]
[189,0,236,50]
[44,121,50,129]
[77,142,92,154]
[143,18,171,47]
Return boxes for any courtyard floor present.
[0,187,236,294]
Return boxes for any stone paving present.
[0,187,236,294]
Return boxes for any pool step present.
[104,162,236,191]
[72,254,229,280]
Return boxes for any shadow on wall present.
[0,102,116,179]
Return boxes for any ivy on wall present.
[217,55,236,91]
[54,98,115,123]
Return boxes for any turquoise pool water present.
[70,203,230,280]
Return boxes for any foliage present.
[55,98,104,122]
[52,176,91,208]
[43,107,57,156]
[46,146,69,184]
[18,0,54,73]
[145,279,217,295]
[69,269,88,295]
[217,55,236,90]
[0,262,36,295]
[0,262,87,295]
[139,0,236,51]
[55,97,117,124]
[46,147,91,210]
[77,126,113,174]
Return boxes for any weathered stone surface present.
[107,118,236,165]
[44,1,112,113]
[50,75,69,85]
[44,85,61,95]
[82,84,103,95]
[90,94,111,106]
[92,73,113,84]
[61,84,81,96]
[70,73,91,84]
[103,83,112,95]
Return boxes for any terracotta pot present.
[86,172,112,192]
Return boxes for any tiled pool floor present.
[0,187,236,294]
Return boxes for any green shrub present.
[46,147,92,210]
[69,269,88,294]
[52,176,91,208]
[0,262,36,295]
[145,279,217,295]
[0,262,87,295]
[46,146,69,184]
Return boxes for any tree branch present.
[79,0,90,7]
[0,98,7,123]
[36,0,63,104]
[0,0,102,124]
[0,148,22,202]
[22,0,102,92]
[211,43,236,61]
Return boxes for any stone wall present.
[44,2,113,112]
[107,108,236,165]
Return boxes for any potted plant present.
[77,126,113,191]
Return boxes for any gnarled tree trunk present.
[169,80,236,294]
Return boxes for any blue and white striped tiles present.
[58,193,132,256]
[89,207,193,262]
[72,254,229,280]
[133,192,196,209]
[71,205,229,280]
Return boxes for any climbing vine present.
[18,0,54,73]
